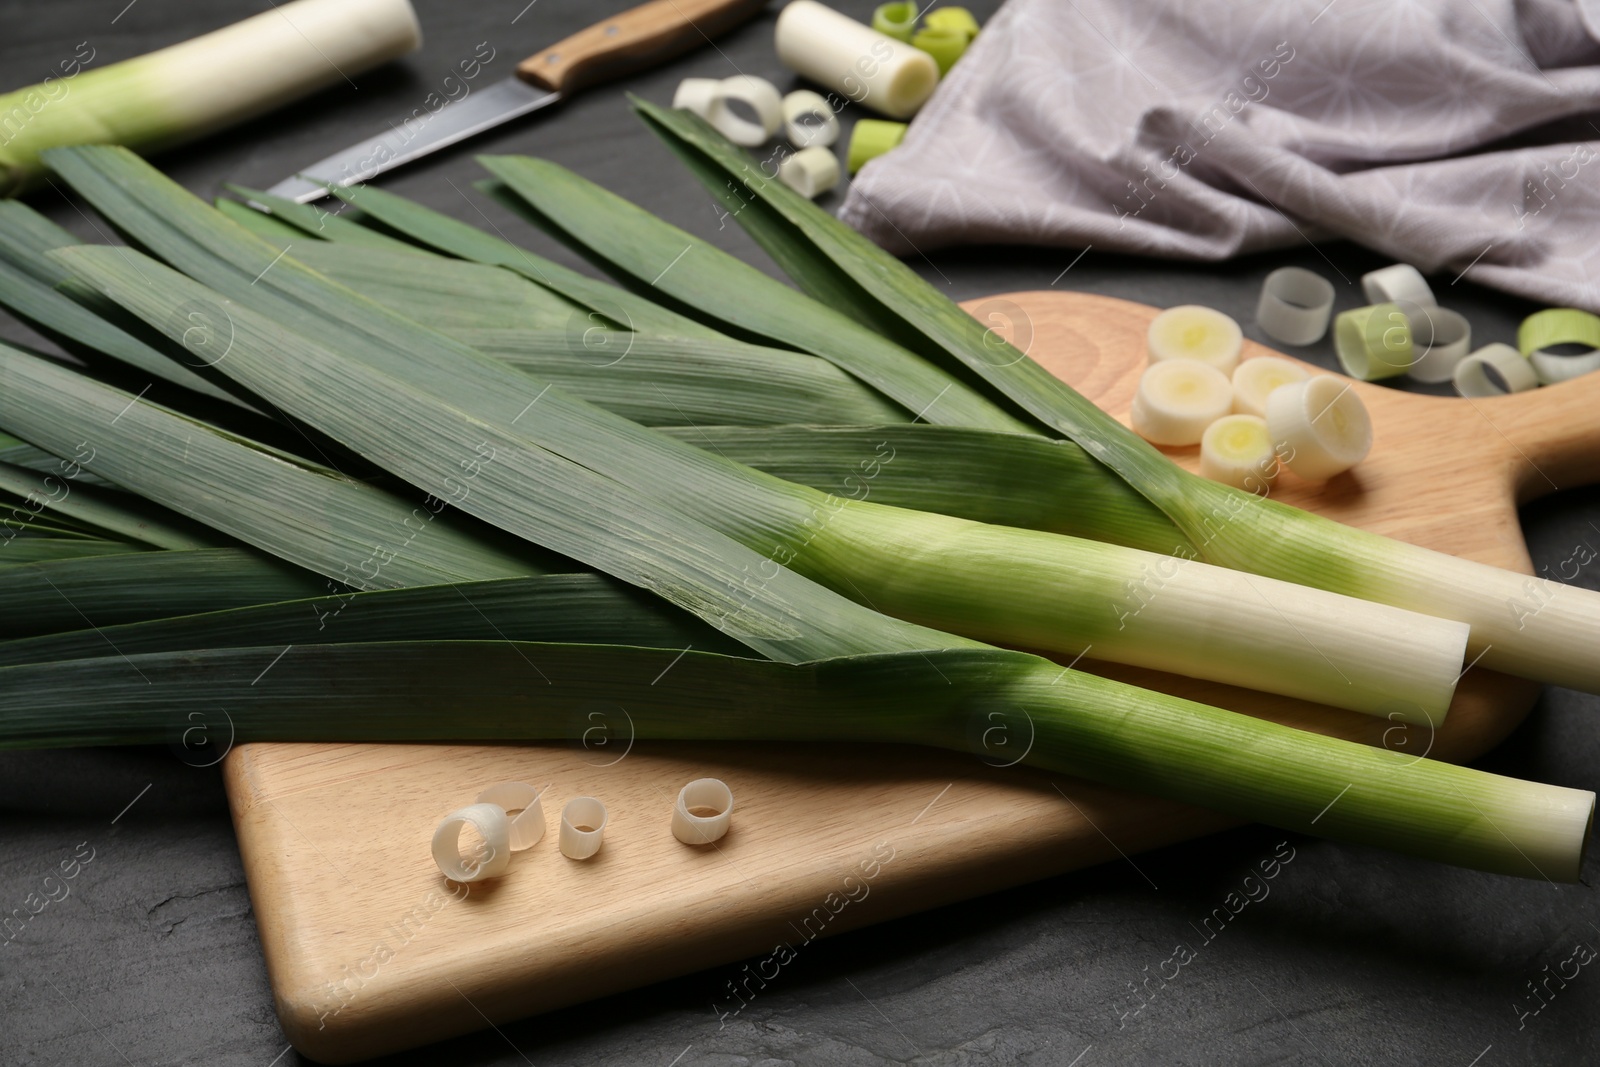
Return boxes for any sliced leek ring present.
[1146,305,1243,374]
[1517,308,1600,384]
[1266,375,1372,482]
[1361,263,1435,307]
[911,26,968,74]
[782,89,840,148]
[671,77,722,119]
[778,145,841,199]
[1231,356,1309,419]
[1333,302,1413,381]
[846,118,908,173]
[475,781,546,851]
[560,796,608,860]
[924,7,981,40]
[1454,343,1539,397]
[432,802,512,882]
[1201,414,1278,491]
[1398,301,1471,384]
[1131,360,1234,446]
[871,1,918,41]
[1255,266,1333,346]
[672,777,734,845]
[705,75,783,147]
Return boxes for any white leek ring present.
[432,802,511,882]
[1255,267,1334,346]
[559,796,608,860]
[775,0,940,120]
[1200,414,1278,491]
[781,89,840,148]
[1266,376,1372,482]
[1146,305,1243,374]
[1131,360,1234,446]
[1398,302,1471,384]
[671,77,722,119]
[705,75,782,147]
[778,145,841,199]
[1231,356,1309,420]
[1454,343,1539,397]
[672,778,734,845]
[475,781,546,851]
[1361,263,1435,307]
[1530,347,1600,384]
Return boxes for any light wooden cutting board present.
[224,292,1600,1063]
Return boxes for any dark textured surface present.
[3,1,1600,1064]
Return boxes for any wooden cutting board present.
[224,292,1600,1063]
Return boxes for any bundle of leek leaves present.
[0,98,1594,882]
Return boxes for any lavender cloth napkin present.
[838,0,1600,310]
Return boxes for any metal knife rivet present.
[546,52,560,63]
[604,23,619,35]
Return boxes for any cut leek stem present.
[1146,305,1243,373]
[1131,360,1234,446]
[1232,356,1309,419]
[1200,415,1277,491]
[0,0,421,195]
[0,640,1588,882]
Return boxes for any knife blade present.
[265,0,768,204]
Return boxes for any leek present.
[0,0,420,195]
[3,640,1590,882]
[0,147,1585,880]
[46,226,1470,722]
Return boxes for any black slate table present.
[2,2,1598,1064]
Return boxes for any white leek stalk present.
[775,0,940,120]
[805,501,1469,724]
[0,0,421,196]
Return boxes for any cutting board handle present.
[1474,368,1600,500]
[517,0,768,96]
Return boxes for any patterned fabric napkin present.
[839,0,1600,309]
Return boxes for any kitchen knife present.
[264,0,767,203]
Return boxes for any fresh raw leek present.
[631,99,1600,698]
[0,145,1587,881]
[3,640,1590,882]
[20,145,1455,718]
[0,0,420,196]
[45,221,1470,722]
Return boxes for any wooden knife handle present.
[517,0,769,96]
